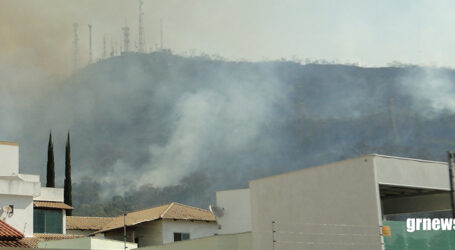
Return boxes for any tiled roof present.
[34,201,74,210]
[95,202,216,234]
[20,234,83,248]
[0,220,29,247]
[0,220,24,239]
[66,216,113,230]
[0,239,30,247]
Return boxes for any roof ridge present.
[67,216,113,219]
[171,202,211,213]
[120,203,171,217]
[159,202,175,218]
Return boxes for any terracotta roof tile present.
[95,202,215,234]
[0,239,30,247]
[34,201,74,210]
[66,216,113,230]
[0,220,24,239]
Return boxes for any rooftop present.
[67,216,114,231]
[95,202,216,234]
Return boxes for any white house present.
[0,140,74,249]
[0,141,40,237]
[93,202,219,248]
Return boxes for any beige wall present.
[138,232,252,250]
[249,155,383,250]
[135,220,163,247]
[216,188,251,234]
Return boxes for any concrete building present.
[249,154,454,250]
[93,202,218,248]
[215,189,252,235]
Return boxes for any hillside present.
[9,51,455,215]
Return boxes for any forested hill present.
[12,51,455,216]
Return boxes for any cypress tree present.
[64,132,73,215]
[46,132,55,187]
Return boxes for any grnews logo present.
[406,218,455,232]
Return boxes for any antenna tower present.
[160,18,163,49]
[138,0,145,53]
[122,26,130,52]
[72,23,79,72]
[88,24,93,64]
[103,35,106,58]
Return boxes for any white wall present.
[38,237,137,250]
[249,155,383,250]
[374,155,450,190]
[216,189,251,234]
[0,194,34,237]
[0,143,19,176]
[161,220,218,244]
[34,187,64,202]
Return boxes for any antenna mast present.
[88,24,93,64]
[72,23,79,72]
[138,0,145,53]
[160,18,163,49]
[122,25,130,53]
[103,35,106,59]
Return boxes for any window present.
[173,232,190,242]
[33,209,63,234]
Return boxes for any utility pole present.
[448,152,455,218]
[123,209,127,250]
[272,221,276,250]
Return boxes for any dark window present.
[33,209,63,234]
[173,232,190,242]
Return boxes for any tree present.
[46,132,55,187]
[64,132,73,215]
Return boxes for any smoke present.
[400,67,455,117]
[139,71,283,186]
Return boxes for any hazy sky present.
[1,0,455,74]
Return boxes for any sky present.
[1,0,455,75]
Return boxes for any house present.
[248,154,455,250]
[0,219,29,247]
[0,141,41,237]
[0,141,76,248]
[66,216,113,236]
[93,202,218,248]
[33,187,73,234]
